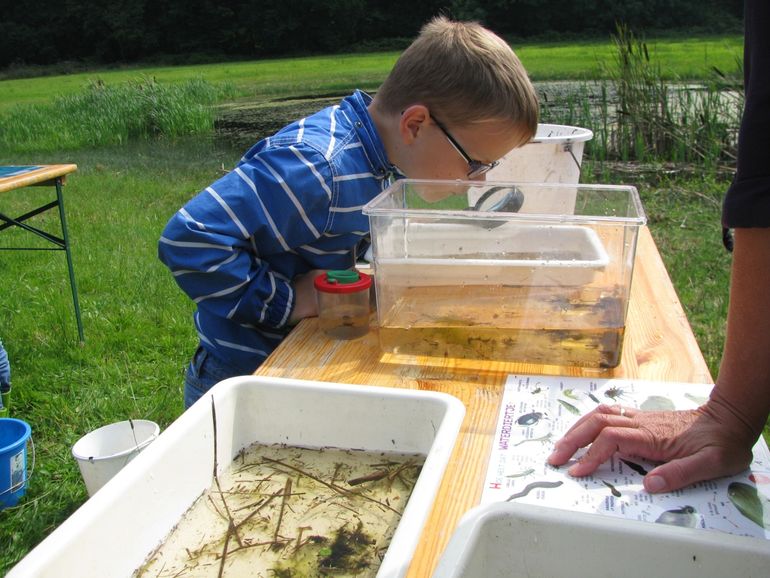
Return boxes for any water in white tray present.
[134,443,424,577]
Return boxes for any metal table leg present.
[55,178,84,342]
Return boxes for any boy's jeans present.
[184,346,242,409]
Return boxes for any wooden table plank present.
[255,225,712,577]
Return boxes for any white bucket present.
[485,123,593,214]
[72,419,159,496]
[489,123,593,184]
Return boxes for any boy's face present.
[402,113,526,182]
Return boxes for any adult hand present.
[547,397,757,493]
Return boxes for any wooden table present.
[0,164,84,341]
[255,226,712,577]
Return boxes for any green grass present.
[0,34,742,112]
[515,34,743,80]
[637,175,732,372]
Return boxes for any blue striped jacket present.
[159,90,398,372]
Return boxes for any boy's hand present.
[288,269,325,325]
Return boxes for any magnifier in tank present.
[468,185,524,213]
[466,185,524,229]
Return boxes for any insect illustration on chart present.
[684,392,708,406]
[620,458,649,476]
[603,385,626,401]
[640,395,676,411]
[600,480,622,498]
[514,432,553,447]
[516,411,546,426]
[506,480,564,502]
[728,482,770,529]
[655,505,699,528]
[557,398,581,416]
[506,468,536,479]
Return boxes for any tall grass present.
[0,77,235,153]
[540,25,743,172]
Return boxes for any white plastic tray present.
[9,376,465,578]
[376,222,608,287]
[432,502,770,578]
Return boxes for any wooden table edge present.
[0,164,78,193]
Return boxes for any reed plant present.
[539,25,743,173]
[0,77,235,153]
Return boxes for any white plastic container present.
[9,376,465,578]
[432,502,770,578]
[373,222,608,288]
[71,419,159,496]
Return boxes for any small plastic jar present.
[314,270,372,340]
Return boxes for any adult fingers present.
[547,406,633,466]
[562,425,657,477]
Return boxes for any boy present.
[159,16,539,408]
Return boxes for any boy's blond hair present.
[376,16,538,146]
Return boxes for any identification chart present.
[481,374,770,539]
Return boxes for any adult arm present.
[548,228,770,492]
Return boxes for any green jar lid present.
[315,270,371,294]
[326,270,360,284]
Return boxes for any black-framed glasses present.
[432,116,499,178]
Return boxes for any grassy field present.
[0,33,752,573]
[0,34,742,112]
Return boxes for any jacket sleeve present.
[722,0,770,228]
[158,140,334,329]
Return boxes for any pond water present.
[213,82,611,148]
[214,80,741,173]
[134,442,424,578]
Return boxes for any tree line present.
[0,0,743,69]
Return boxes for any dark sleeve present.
[722,0,770,228]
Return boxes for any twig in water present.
[263,457,403,515]
[271,477,292,550]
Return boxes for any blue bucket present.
[0,418,32,509]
